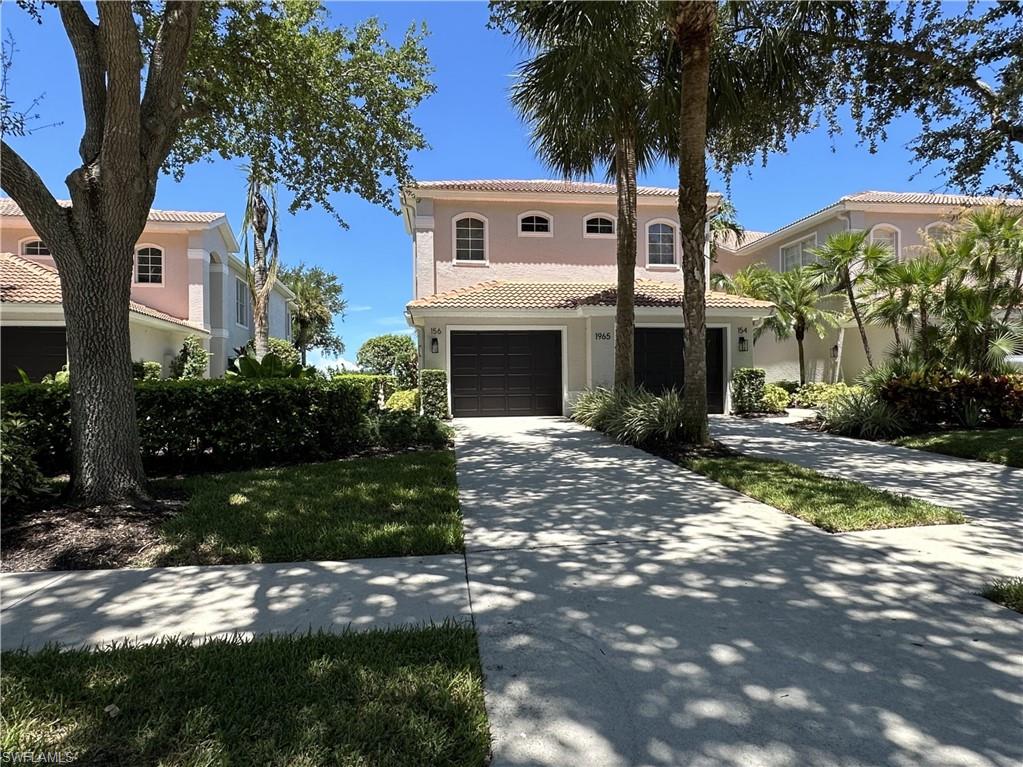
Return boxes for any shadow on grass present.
[151,450,462,566]
[1,622,489,767]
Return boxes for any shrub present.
[574,387,688,447]
[874,370,1023,430]
[731,368,766,415]
[1,378,373,474]
[226,353,315,379]
[1,416,45,507]
[774,380,800,396]
[760,384,791,414]
[386,388,420,412]
[332,374,396,410]
[356,334,418,390]
[371,412,453,451]
[792,382,862,410]
[243,337,301,368]
[822,389,907,440]
[133,360,162,381]
[170,335,210,379]
[419,369,449,419]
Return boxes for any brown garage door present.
[634,327,726,414]
[450,330,562,417]
[1,326,67,383]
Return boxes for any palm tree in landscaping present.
[719,264,840,385]
[805,231,891,369]
[241,169,281,361]
[496,1,661,390]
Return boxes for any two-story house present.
[402,180,774,417]
[0,199,295,381]
[715,191,1023,383]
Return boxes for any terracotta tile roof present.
[412,179,700,198]
[407,280,774,311]
[0,252,207,332]
[843,190,1023,207]
[0,198,225,225]
[714,229,769,250]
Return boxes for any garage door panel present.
[450,330,562,417]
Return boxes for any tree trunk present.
[796,332,807,386]
[301,346,308,366]
[250,193,270,360]
[613,132,639,391]
[844,272,873,368]
[832,326,845,383]
[672,1,715,445]
[57,222,149,505]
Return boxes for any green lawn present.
[0,623,490,767]
[150,450,463,566]
[893,428,1023,468]
[981,577,1023,614]
[685,454,966,532]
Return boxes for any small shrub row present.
[730,368,790,415]
[573,387,688,447]
[877,370,1023,429]
[760,384,791,414]
[419,369,449,419]
[792,382,862,410]
[368,411,453,451]
[386,388,420,412]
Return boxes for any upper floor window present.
[134,246,163,284]
[21,239,50,257]
[646,220,677,266]
[780,234,817,271]
[453,214,487,262]
[584,214,615,238]
[235,276,250,327]
[925,222,954,244]
[869,225,901,260]
[518,211,553,237]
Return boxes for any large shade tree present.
[492,0,663,390]
[1,1,432,504]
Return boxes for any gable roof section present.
[0,198,224,225]
[0,252,207,332]
[407,280,773,312]
[734,190,1023,254]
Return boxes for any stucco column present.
[186,248,210,330]
[414,215,436,298]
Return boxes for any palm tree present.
[805,230,890,369]
[240,169,280,360]
[498,1,661,390]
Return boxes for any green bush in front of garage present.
[420,369,449,419]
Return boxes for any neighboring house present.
[0,199,295,382]
[402,180,774,417]
[715,191,1023,383]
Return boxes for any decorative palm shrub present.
[822,389,907,439]
[573,388,688,447]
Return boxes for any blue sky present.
[2,2,980,367]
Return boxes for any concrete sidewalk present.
[711,416,1023,585]
[456,417,1023,767]
[1,555,470,650]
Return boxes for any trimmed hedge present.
[731,368,766,415]
[385,388,420,412]
[1,378,372,474]
[331,373,396,410]
[792,382,862,410]
[420,369,449,419]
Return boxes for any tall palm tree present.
[805,230,890,369]
[718,264,840,384]
[240,169,281,360]
[498,1,661,390]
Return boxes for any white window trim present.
[779,232,818,271]
[235,275,250,328]
[133,243,165,287]
[583,213,616,239]
[451,212,489,265]
[517,210,554,238]
[18,236,52,258]
[645,218,680,269]
[868,223,902,260]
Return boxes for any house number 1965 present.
[594,331,612,341]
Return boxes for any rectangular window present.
[780,235,817,271]
[235,277,250,327]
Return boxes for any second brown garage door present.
[450,330,562,417]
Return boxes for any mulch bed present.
[1,493,185,573]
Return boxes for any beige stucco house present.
[0,199,294,381]
[403,180,774,417]
[715,191,1023,383]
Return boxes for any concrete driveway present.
[456,417,1022,767]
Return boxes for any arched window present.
[453,215,487,262]
[869,224,901,260]
[583,214,615,238]
[135,246,163,284]
[925,222,953,244]
[646,220,677,266]
[20,239,50,257]
[517,211,553,237]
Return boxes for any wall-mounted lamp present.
[737,336,749,353]
[831,344,840,360]
[430,337,439,354]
